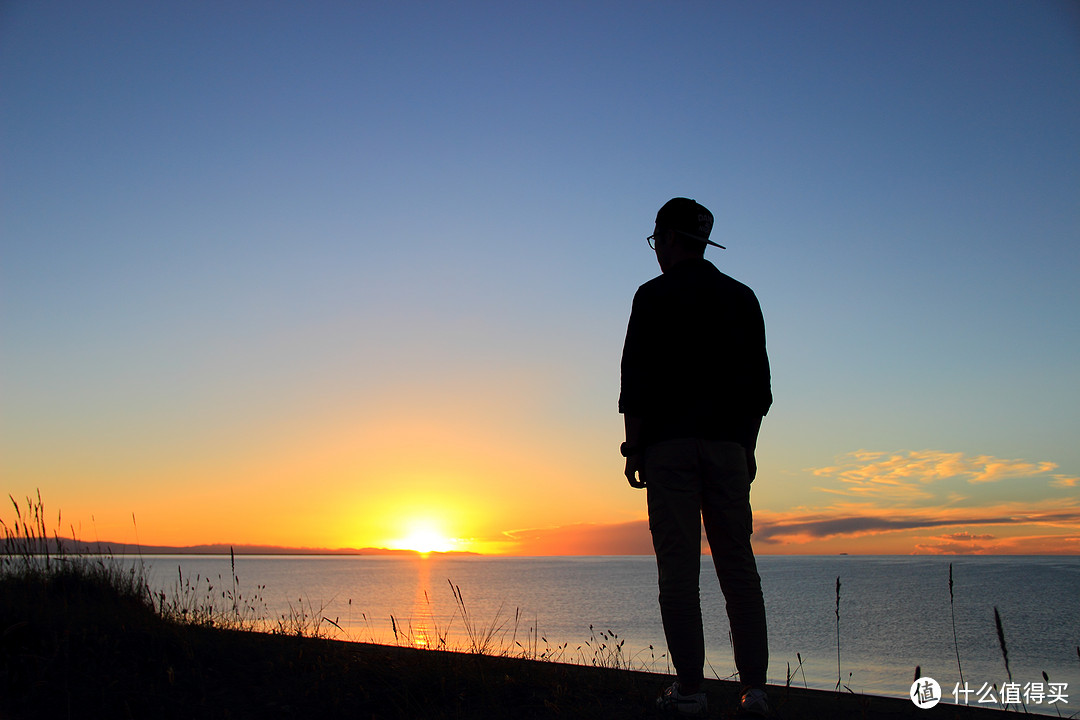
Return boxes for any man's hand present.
[746,448,757,482]
[622,415,645,488]
[624,454,646,489]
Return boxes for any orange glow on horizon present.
[387,519,459,554]
[10,441,1079,556]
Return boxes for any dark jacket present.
[619,257,772,449]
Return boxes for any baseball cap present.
[655,197,725,249]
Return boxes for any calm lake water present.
[140,554,1078,713]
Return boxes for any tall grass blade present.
[835,576,842,692]
[993,607,1027,713]
[993,606,1012,682]
[949,563,965,687]
[1042,671,1062,718]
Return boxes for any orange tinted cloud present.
[911,531,1080,554]
[755,502,1080,539]
[1050,475,1080,488]
[752,498,1080,554]
[809,449,1062,497]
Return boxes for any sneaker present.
[656,681,707,717]
[738,687,770,717]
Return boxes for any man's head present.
[650,197,722,273]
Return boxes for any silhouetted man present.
[620,197,771,717]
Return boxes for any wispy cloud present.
[913,532,997,555]
[914,533,1080,555]
[809,449,1062,498]
[755,508,1003,544]
[1050,475,1080,488]
[754,500,1080,551]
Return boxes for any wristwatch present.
[620,442,640,458]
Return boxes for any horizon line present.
[25,537,1080,557]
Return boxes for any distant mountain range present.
[43,538,479,556]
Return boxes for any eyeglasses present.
[648,228,716,250]
[648,228,673,249]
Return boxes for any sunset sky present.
[3,1,1078,555]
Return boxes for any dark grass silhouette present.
[1,495,1028,719]
[951,563,966,689]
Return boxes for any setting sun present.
[390,519,457,554]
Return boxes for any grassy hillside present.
[1,495,1023,719]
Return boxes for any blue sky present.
[2,1,1078,553]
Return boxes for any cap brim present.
[675,229,725,249]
